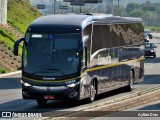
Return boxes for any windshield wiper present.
[43,68,67,76]
[27,70,53,77]
[43,68,70,78]
[28,68,68,77]
[26,68,69,78]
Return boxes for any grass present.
[7,0,42,33]
[0,29,16,45]
[0,28,22,56]
[0,67,7,74]
[0,0,42,56]
[145,26,160,32]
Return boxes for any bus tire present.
[36,99,47,106]
[126,71,134,92]
[88,80,96,103]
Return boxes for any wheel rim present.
[130,72,134,89]
[90,82,96,101]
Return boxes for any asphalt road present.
[0,36,160,118]
[92,94,160,120]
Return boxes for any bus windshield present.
[23,33,80,77]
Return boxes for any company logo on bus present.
[43,77,55,80]
[98,54,111,65]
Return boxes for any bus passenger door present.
[80,46,90,98]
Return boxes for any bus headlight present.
[21,80,32,87]
[24,82,32,87]
[67,82,80,87]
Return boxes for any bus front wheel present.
[88,80,96,103]
[36,99,47,106]
[126,71,134,91]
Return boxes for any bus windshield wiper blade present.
[27,70,53,77]
[42,68,69,78]
[26,69,68,78]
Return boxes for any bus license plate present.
[44,95,54,99]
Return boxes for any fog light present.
[70,92,78,98]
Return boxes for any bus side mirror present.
[14,37,24,56]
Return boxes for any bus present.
[14,14,144,106]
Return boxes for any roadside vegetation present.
[7,0,42,33]
[0,0,42,72]
[145,26,160,32]
[0,0,42,56]
[0,67,7,74]
[0,29,16,47]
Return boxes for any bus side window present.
[82,46,87,68]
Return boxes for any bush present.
[0,68,7,74]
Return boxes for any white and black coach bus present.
[14,14,144,105]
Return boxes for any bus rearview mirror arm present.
[14,37,25,56]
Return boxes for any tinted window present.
[23,33,80,76]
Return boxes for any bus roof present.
[28,14,93,33]
[93,16,143,24]
[27,14,143,33]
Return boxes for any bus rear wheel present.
[88,80,96,103]
[126,71,134,91]
[36,99,47,106]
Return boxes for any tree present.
[126,3,140,15]
[143,11,155,20]
[128,9,144,17]
[113,6,126,16]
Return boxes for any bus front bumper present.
[22,83,80,100]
